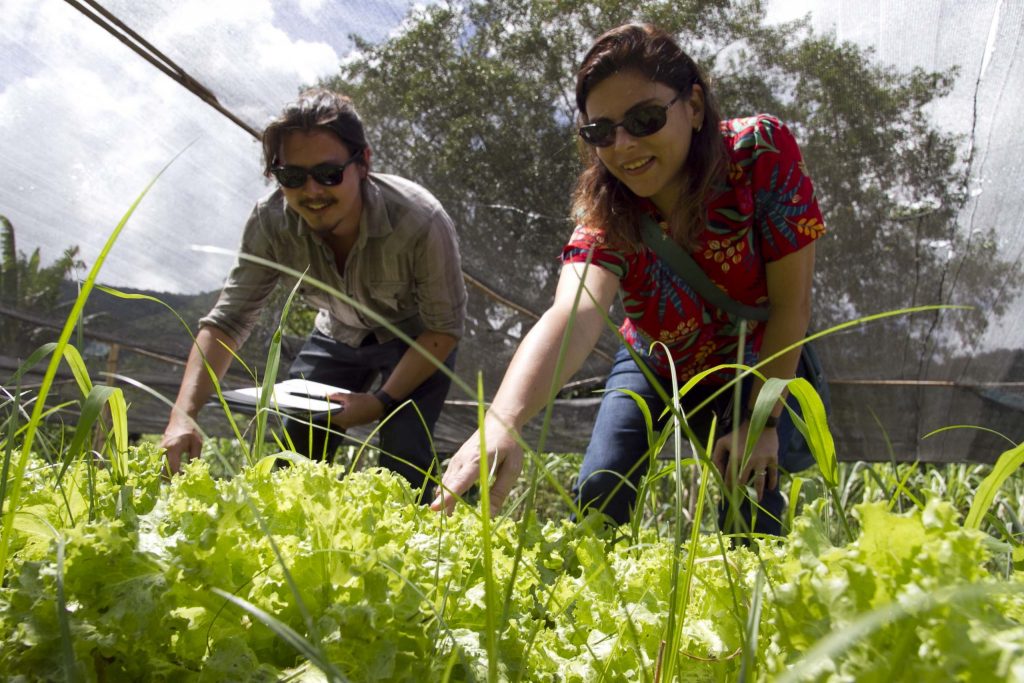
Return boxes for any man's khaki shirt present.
[200,173,467,347]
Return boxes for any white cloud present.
[297,0,328,20]
[0,0,361,294]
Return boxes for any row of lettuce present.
[2,443,1023,681]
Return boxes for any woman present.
[432,23,824,535]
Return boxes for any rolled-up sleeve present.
[198,205,280,347]
[413,207,467,338]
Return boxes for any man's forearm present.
[379,330,458,400]
[168,326,238,424]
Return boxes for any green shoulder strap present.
[640,214,770,322]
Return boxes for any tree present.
[324,0,1018,389]
[0,214,85,351]
[715,30,1018,378]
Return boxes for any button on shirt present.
[200,173,467,348]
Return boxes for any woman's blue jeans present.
[283,330,456,502]
[574,346,801,536]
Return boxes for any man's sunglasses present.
[578,95,681,147]
[270,152,362,189]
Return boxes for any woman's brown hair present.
[572,23,727,250]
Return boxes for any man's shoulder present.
[365,173,454,239]
[367,173,446,214]
[252,186,289,219]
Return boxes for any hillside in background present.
[3,280,288,437]
[76,282,222,356]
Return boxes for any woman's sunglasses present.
[270,152,362,189]
[578,95,681,147]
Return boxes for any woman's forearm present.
[487,262,618,431]
[749,305,811,417]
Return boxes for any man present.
[160,89,467,499]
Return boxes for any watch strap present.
[373,388,398,415]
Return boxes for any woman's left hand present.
[711,422,779,501]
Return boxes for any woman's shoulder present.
[565,221,631,254]
[720,113,791,139]
[562,216,642,280]
[719,114,800,164]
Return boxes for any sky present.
[0,0,1021,352]
[0,0,417,293]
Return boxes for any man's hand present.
[711,422,779,501]
[161,325,237,476]
[327,392,384,430]
[430,422,523,516]
[160,424,203,475]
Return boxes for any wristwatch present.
[373,388,399,416]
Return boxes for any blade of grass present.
[210,587,348,682]
[472,372,500,683]
[0,385,22,522]
[191,246,475,399]
[96,286,252,466]
[59,385,123,481]
[780,377,837,487]
[738,569,766,682]
[922,424,1017,448]
[55,533,83,683]
[246,273,312,465]
[605,387,656,543]
[58,344,94,397]
[887,464,925,513]
[670,419,717,678]
[865,406,923,514]
[5,342,59,384]
[787,475,804,529]
[965,442,1024,530]
[106,387,128,479]
[498,251,612,639]
[654,336,690,681]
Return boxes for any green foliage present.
[3,458,1024,681]
[0,214,85,352]
[0,152,181,582]
[967,441,1024,530]
[766,499,1024,681]
[7,442,166,567]
[2,5,1022,679]
[0,214,84,313]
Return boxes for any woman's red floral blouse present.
[562,114,826,382]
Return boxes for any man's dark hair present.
[261,89,369,176]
